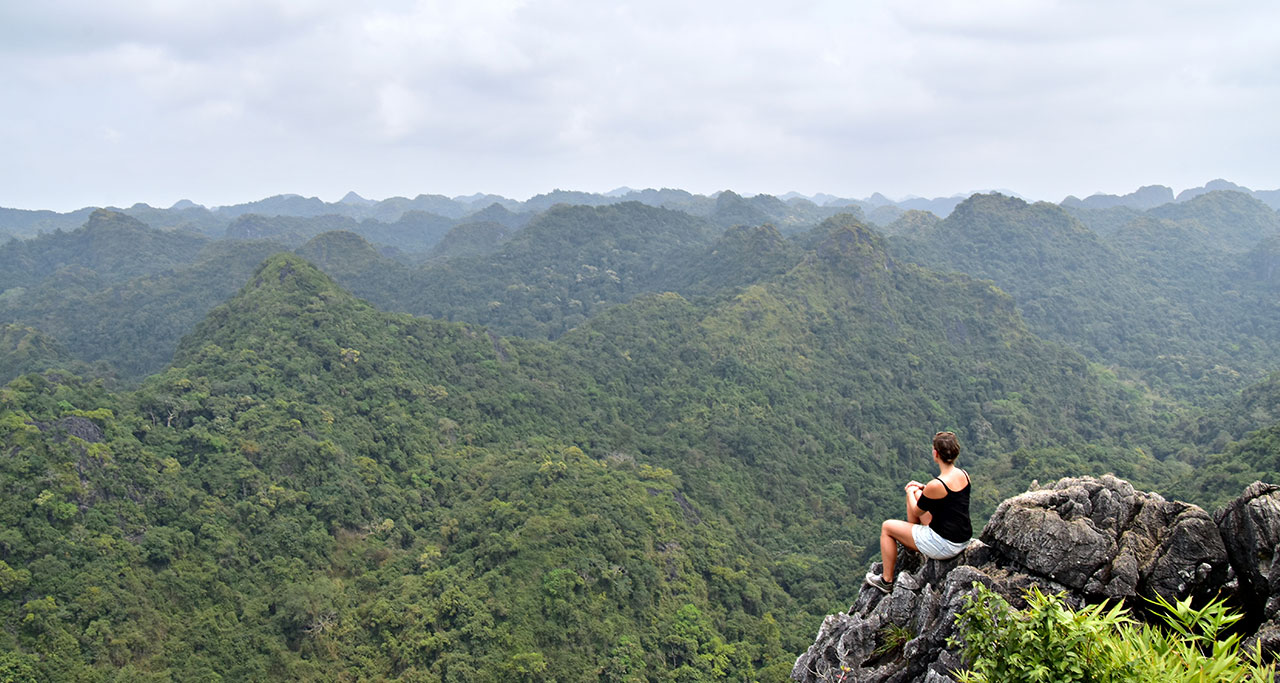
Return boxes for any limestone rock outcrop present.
[1216,482,1280,620]
[792,476,1277,683]
[982,475,1227,600]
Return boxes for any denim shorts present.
[912,524,969,560]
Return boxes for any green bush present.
[952,584,1274,683]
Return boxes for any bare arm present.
[905,485,925,519]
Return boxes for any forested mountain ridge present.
[425,221,513,262]
[0,210,208,292]
[1145,190,1280,253]
[1,254,803,680]
[0,187,847,242]
[5,179,1277,241]
[0,202,754,382]
[891,191,1280,402]
[659,223,802,297]
[3,185,1280,679]
[0,218,1211,680]
[558,218,1184,533]
[1061,183,1176,210]
[1062,178,1280,212]
[0,239,290,379]
[404,202,723,339]
[891,193,1167,361]
[226,210,461,253]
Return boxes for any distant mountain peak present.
[84,208,150,232]
[219,253,334,310]
[1176,179,1254,203]
[339,191,374,206]
[1061,184,1174,210]
[1205,178,1250,192]
[951,191,1027,215]
[298,229,379,256]
[813,215,889,268]
[172,252,381,369]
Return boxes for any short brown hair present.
[933,431,960,463]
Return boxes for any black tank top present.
[917,470,972,544]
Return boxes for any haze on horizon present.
[2,0,1277,212]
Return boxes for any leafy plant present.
[872,622,915,658]
[952,584,1274,683]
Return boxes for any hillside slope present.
[0,235,1196,679]
[0,255,798,680]
[894,193,1280,401]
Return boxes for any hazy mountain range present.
[5,179,1276,241]
[2,180,1279,679]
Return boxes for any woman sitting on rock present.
[865,431,971,593]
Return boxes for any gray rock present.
[792,556,1008,682]
[32,415,104,443]
[1245,620,1280,661]
[792,475,1269,682]
[1215,482,1280,621]
[980,475,1227,600]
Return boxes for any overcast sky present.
[2,0,1277,211]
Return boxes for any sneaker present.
[865,571,894,594]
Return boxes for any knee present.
[881,519,894,535]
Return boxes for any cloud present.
[0,0,1277,210]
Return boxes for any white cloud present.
[0,0,1277,209]
[375,81,426,139]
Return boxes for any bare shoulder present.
[944,469,971,490]
[922,479,947,499]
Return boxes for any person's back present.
[917,468,971,544]
[864,431,972,594]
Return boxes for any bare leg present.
[879,520,919,582]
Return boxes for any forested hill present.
[4,256,794,680]
[0,210,207,292]
[891,191,1280,401]
[4,185,1280,679]
[403,202,723,339]
[1145,190,1280,253]
[0,238,290,381]
[0,220,1203,679]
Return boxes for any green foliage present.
[954,585,1133,682]
[0,239,287,379]
[893,193,1280,407]
[406,202,722,339]
[1147,191,1280,254]
[953,584,1275,683]
[660,222,802,298]
[0,257,801,679]
[0,323,83,384]
[872,623,914,658]
[426,220,513,262]
[1175,417,1280,509]
[3,190,1277,679]
[4,239,1172,679]
[0,209,207,292]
